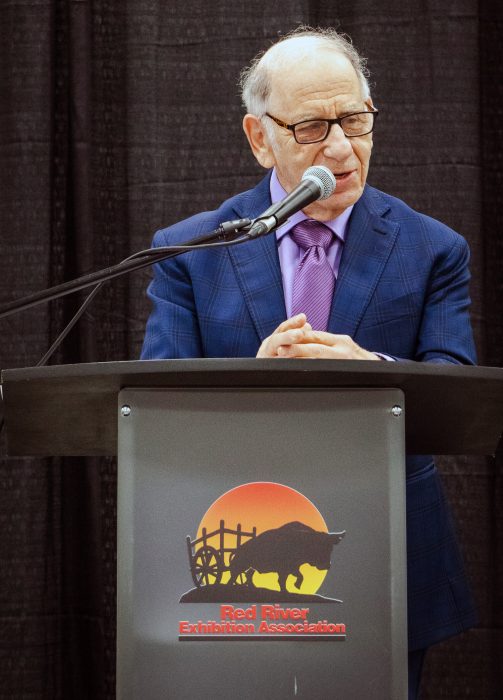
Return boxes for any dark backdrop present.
[0,1,501,698]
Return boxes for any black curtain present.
[0,1,501,697]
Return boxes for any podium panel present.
[117,387,407,699]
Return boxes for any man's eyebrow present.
[337,104,366,116]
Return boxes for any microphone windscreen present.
[301,165,336,200]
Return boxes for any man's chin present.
[304,186,363,221]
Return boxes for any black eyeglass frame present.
[265,109,379,144]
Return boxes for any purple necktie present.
[290,219,335,331]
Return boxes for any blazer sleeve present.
[413,233,476,365]
[140,229,204,360]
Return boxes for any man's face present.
[244,49,374,221]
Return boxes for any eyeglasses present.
[265,109,379,144]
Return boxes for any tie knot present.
[290,219,333,251]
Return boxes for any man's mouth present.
[332,170,354,181]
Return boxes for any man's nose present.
[322,123,353,159]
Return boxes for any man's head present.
[239,27,375,221]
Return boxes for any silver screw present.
[391,405,402,417]
[121,405,131,417]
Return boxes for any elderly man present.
[141,28,477,698]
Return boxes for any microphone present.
[246,165,336,238]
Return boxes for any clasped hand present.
[256,314,379,360]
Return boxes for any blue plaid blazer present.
[141,174,478,650]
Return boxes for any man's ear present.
[242,114,275,169]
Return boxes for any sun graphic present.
[196,482,330,595]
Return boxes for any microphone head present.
[301,165,336,200]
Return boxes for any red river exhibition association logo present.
[178,481,347,642]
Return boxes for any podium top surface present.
[1,358,502,456]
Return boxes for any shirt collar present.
[270,167,353,242]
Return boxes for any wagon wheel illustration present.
[228,551,253,586]
[191,546,223,587]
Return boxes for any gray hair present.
[239,26,371,117]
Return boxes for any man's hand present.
[256,314,313,358]
[256,314,379,360]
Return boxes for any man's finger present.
[299,330,351,346]
[257,326,310,357]
[273,313,308,334]
[277,343,327,358]
[269,328,308,350]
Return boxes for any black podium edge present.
[1,358,502,456]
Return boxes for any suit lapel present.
[226,175,287,340]
[328,186,400,336]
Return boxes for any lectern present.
[2,359,502,699]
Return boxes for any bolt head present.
[391,405,402,417]
[121,405,131,417]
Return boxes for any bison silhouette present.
[228,521,345,592]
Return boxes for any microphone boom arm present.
[0,218,252,319]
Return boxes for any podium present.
[2,359,502,699]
